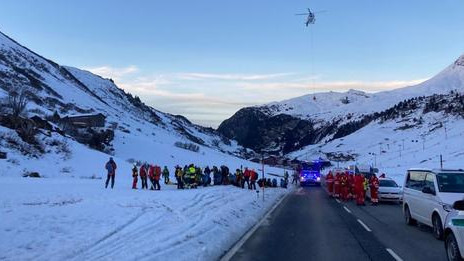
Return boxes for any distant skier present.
[132,164,138,189]
[105,157,117,189]
[162,166,170,184]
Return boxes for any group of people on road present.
[325,170,380,206]
[104,158,288,191]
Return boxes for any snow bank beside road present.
[0,178,288,261]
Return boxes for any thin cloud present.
[239,79,428,92]
[85,65,139,81]
[177,72,295,81]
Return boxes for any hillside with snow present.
[219,55,464,157]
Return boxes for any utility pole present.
[261,154,265,202]
[440,154,443,169]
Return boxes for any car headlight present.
[316,177,321,181]
[442,203,453,212]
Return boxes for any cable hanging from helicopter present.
[295,8,327,100]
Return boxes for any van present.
[403,168,464,240]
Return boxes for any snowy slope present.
[289,98,464,185]
[263,54,464,122]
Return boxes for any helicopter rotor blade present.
[295,13,309,15]
[313,10,327,14]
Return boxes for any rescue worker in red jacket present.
[348,172,355,200]
[131,164,138,189]
[250,169,258,190]
[153,165,161,190]
[333,172,341,198]
[244,168,251,189]
[139,164,148,189]
[340,172,349,201]
[369,174,380,205]
[326,171,334,196]
[354,173,365,206]
[148,165,156,190]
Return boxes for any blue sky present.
[1,0,463,126]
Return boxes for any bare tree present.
[7,86,29,118]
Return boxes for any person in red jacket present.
[153,165,161,190]
[250,169,258,190]
[148,165,156,190]
[333,172,341,198]
[326,171,334,196]
[369,174,380,205]
[243,167,251,189]
[347,172,355,200]
[354,173,365,206]
[131,164,138,189]
[139,164,148,189]
[340,172,349,201]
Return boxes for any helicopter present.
[295,8,326,27]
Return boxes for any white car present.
[403,168,464,240]
[367,178,403,203]
[444,200,464,261]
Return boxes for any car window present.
[406,171,426,191]
[425,174,436,193]
[436,173,464,193]
[379,180,398,187]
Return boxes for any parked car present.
[444,200,464,261]
[367,178,403,203]
[403,168,464,240]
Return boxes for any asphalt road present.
[229,186,446,261]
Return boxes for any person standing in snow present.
[235,169,243,188]
[153,165,161,190]
[139,163,148,189]
[243,167,251,189]
[148,165,156,190]
[105,157,117,189]
[132,164,138,189]
[162,166,170,184]
[283,171,289,184]
[291,170,299,185]
[175,166,184,189]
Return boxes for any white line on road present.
[357,219,372,232]
[220,191,291,261]
[343,206,352,214]
[386,248,404,261]
[336,199,341,203]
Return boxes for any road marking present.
[220,190,291,261]
[343,206,352,214]
[357,219,372,232]
[336,199,341,203]
[386,248,403,261]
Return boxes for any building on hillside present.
[62,113,106,128]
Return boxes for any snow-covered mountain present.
[218,54,464,159]
[0,30,254,178]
